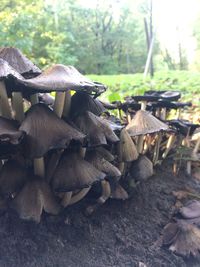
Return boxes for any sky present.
[77,0,200,65]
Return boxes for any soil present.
[0,160,200,267]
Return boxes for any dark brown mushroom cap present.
[0,160,27,198]
[0,47,41,77]
[52,151,106,192]
[74,111,119,147]
[168,220,200,257]
[18,64,105,94]
[180,200,200,219]
[19,103,85,158]
[85,150,121,178]
[0,58,23,80]
[11,178,61,223]
[0,116,24,145]
[69,91,106,118]
[126,110,168,136]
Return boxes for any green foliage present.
[88,71,200,104]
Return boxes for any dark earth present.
[0,160,200,267]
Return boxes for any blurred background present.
[1,0,200,102]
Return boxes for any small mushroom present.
[74,111,119,147]
[52,151,105,193]
[11,178,61,223]
[0,160,27,198]
[20,103,85,159]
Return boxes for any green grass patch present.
[88,71,200,105]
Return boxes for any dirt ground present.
[0,160,200,267]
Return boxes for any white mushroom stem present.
[193,136,200,155]
[141,101,147,111]
[79,147,86,158]
[61,191,72,207]
[62,90,71,118]
[137,135,144,154]
[98,180,111,204]
[0,81,12,118]
[12,92,24,122]
[53,92,66,117]
[30,94,45,177]
[126,112,131,124]
[162,134,176,159]
[160,107,167,120]
[173,161,178,175]
[186,137,191,175]
[118,162,125,174]
[69,187,91,206]
[86,180,111,214]
[30,94,39,105]
[155,108,160,118]
[34,157,45,177]
[177,108,181,119]
[153,132,162,165]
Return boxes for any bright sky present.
[77,0,200,65]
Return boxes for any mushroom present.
[19,103,85,177]
[126,110,168,154]
[52,150,106,207]
[74,111,119,147]
[0,160,27,199]
[69,91,106,119]
[0,116,24,158]
[0,47,42,121]
[0,59,23,118]
[11,178,61,223]
[162,220,200,257]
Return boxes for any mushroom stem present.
[137,135,144,154]
[79,147,86,158]
[12,92,24,122]
[62,90,71,118]
[186,137,191,175]
[53,92,66,117]
[141,101,147,111]
[118,162,125,174]
[160,107,167,120]
[0,81,12,118]
[193,136,200,155]
[155,108,160,118]
[173,161,178,175]
[69,187,91,206]
[34,157,45,177]
[153,132,162,165]
[126,112,131,124]
[86,180,111,214]
[30,94,45,177]
[30,94,39,105]
[162,134,176,159]
[177,108,181,119]
[61,191,72,207]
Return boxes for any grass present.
[87,70,200,106]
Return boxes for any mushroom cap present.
[96,147,115,162]
[0,116,24,145]
[168,220,200,257]
[110,183,128,200]
[69,91,106,118]
[52,151,106,192]
[126,110,168,136]
[130,155,153,182]
[118,128,138,162]
[162,222,180,246]
[0,160,27,198]
[74,111,119,147]
[0,58,23,80]
[11,178,61,223]
[19,103,85,158]
[0,47,41,77]
[85,150,121,178]
[19,64,106,94]
[180,200,200,219]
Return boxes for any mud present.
[0,160,200,267]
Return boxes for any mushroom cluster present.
[0,47,199,224]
